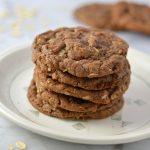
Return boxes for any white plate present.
[0,43,150,145]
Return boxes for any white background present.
[0,0,150,149]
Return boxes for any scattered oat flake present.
[16,141,26,150]
[11,29,22,37]
[14,5,37,19]
[10,21,21,29]
[25,24,34,31]
[7,144,14,150]
[0,11,8,19]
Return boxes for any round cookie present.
[32,27,129,78]
[40,91,121,113]
[39,91,120,113]
[111,2,150,34]
[28,80,124,119]
[34,69,130,104]
[74,3,112,28]
[36,63,130,90]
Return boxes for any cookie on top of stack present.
[27,27,131,119]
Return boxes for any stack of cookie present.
[28,27,131,119]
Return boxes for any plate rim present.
[0,43,150,145]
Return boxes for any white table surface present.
[0,0,150,149]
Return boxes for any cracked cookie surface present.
[30,80,122,113]
[34,69,130,104]
[36,62,130,90]
[32,27,128,78]
[28,80,124,119]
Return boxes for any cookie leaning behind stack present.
[74,2,150,34]
[28,27,131,119]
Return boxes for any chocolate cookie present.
[36,63,130,90]
[32,27,128,78]
[34,69,130,104]
[112,2,150,34]
[74,3,112,28]
[28,80,124,119]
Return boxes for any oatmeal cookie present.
[34,69,130,104]
[74,3,112,28]
[28,80,124,119]
[36,64,130,90]
[32,27,128,78]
